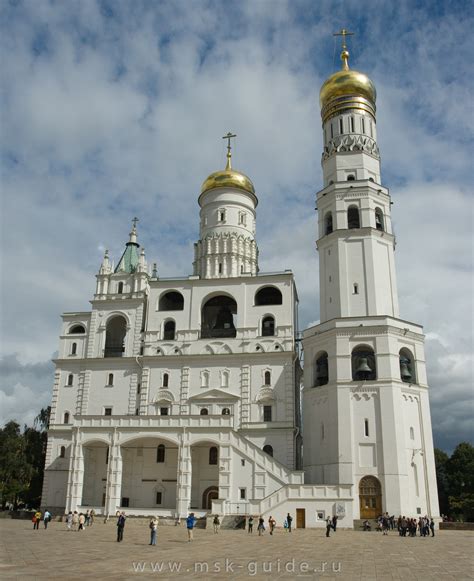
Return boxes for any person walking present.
[117,512,126,542]
[268,516,276,535]
[186,513,196,542]
[78,513,85,531]
[430,518,435,537]
[72,511,79,531]
[257,516,265,536]
[248,515,254,533]
[43,509,51,529]
[85,510,90,527]
[326,516,332,537]
[382,514,389,535]
[286,513,293,533]
[34,510,41,530]
[149,517,158,546]
[66,511,73,531]
[89,509,95,526]
[332,515,338,532]
[213,515,220,534]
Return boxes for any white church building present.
[41,36,440,528]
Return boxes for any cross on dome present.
[333,28,354,70]
[222,132,237,170]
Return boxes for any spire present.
[137,247,147,273]
[152,262,158,278]
[222,131,236,170]
[115,218,141,273]
[99,249,111,274]
[333,28,354,71]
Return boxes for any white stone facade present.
[42,48,439,528]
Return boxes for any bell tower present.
[302,31,439,522]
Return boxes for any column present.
[105,430,123,517]
[65,429,85,512]
[175,431,192,519]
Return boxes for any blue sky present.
[0,0,472,453]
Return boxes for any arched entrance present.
[359,475,382,518]
[202,486,219,510]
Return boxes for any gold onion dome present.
[201,139,255,197]
[319,46,376,124]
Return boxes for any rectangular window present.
[350,117,355,132]
[353,283,359,295]
[218,263,222,274]
[105,448,109,464]
[160,407,169,416]
[361,117,365,134]
[339,118,344,134]
[321,423,325,440]
[241,459,245,466]
[364,419,369,437]
[239,488,246,500]
[104,407,112,416]
[263,406,272,422]
[330,123,333,138]
[156,492,162,505]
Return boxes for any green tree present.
[434,448,450,516]
[446,442,474,521]
[0,421,34,506]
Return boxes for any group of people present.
[362,513,435,537]
[245,513,293,535]
[31,509,52,529]
[65,509,95,531]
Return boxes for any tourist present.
[186,513,196,542]
[78,513,85,531]
[33,510,41,530]
[85,510,90,526]
[149,517,158,546]
[363,520,371,531]
[117,511,126,542]
[89,509,95,526]
[43,509,51,529]
[213,515,220,534]
[248,515,254,533]
[382,513,389,535]
[72,511,79,531]
[332,515,338,532]
[66,511,73,531]
[257,516,265,536]
[430,518,435,537]
[325,516,332,537]
[268,516,276,535]
[287,513,293,532]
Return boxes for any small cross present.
[132,217,139,229]
[333,28,354,50]
[222,132,237,154]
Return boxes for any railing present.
[73,414,234,429]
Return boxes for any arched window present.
[162,373,169,388]
[352,346,376,381]
[163,320,176,341]
[63,412,70,424]
[222,408,230,415]
[201,370,209,388]
[264,371,271,386]
[201,295,237,338]
[59,446,66,458]
[156,444,165,463]
[262,316,275,337]
[104,316,127,358]
[399,348,416,384]
[67,374,73,386]
[71,343,77,355]
[159,291,184,311]
[263,445,273,457]
[209,446,218,465]
[107,373,114,386]
[255,286,283,306]
[347,206,360,229]
[375,208,384,231]
[221,370,229,388]
[69,325,85,334]
[117,282,124,294]
[200,408,209,416]
[315,352,329,386]
[325,212,333,235]
[347,174,356,181]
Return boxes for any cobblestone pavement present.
[0,519,473,580]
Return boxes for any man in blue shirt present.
[186,513,196,541]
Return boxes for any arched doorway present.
[359,475,382,518]
[202,486,219,510]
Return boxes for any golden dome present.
[319,48,376,124]
[201,167,255,196]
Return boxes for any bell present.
[213,307,234,330]
[356,357,372,374]
[316,360,328,378]
[400,361,412,380]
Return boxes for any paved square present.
[0,519,473,580]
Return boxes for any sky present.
[0,0,472,453]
